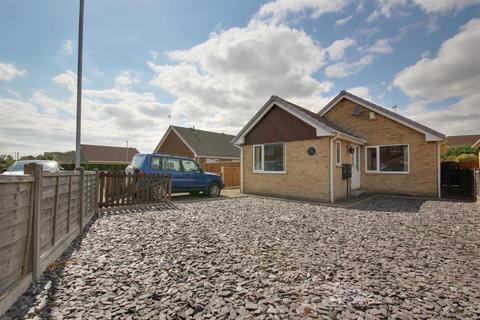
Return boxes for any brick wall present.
[242,139,330,201]
[323,99,439,197]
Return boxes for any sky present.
[1,0,479,156]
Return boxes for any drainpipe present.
[329,134,340,203]
[437,141,446,199]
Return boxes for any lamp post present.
[75,0,85,168]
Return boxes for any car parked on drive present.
[125,153,224,197]
[2,160,62,175]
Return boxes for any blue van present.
[125,153,224,197]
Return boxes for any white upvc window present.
[365,144,410,174]
[335,140,342,166]
[253,143,286,173]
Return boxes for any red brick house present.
[154,126,240,168]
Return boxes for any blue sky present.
[1,0,479,155]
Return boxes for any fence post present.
[24,163,42,281]
[95,170,100,214]
[76,167,85,230]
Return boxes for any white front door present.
[351,145,360,190]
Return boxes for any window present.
[365,145,409,173]
[150,157,161,170]
[131,154,146,170]
[253,143,285,173]
[162,157,181,172]
[335,141,341,166]
[181,159,201,173]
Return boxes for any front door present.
[351,145,360,190]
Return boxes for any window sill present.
[335,164,342,167]
[253,171,286,174]
[365,171,410,175]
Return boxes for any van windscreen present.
[131,154,146,170]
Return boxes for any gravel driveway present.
[3,197,480,319]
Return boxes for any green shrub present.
[445,145,478,158]
[456,153,478,162]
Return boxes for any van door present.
[161,157,184,191]
[181,159,206,189]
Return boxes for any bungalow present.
[154,125,240,168]
[232,90,446,202]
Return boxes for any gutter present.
[329,134,340,203]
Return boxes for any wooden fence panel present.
[204,162,240,188]
[0,176,33,296]
[0,166,99,316]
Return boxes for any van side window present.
[150,157,161,170]
[162,157,181,171]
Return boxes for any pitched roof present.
[80,144,139,163]
[232,95,367,145]
[45,151,75,164]
[170,126,240,158]
[318,90,446,141]
[446,135,480,147]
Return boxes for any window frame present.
[252,143,286,174]
[335,140,342,167]
[365,144,410,174]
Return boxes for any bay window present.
[365,145,409,173]
[253,143,285,173]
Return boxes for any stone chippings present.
[3,197,480,319]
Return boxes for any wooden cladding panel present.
[156,130,195,157]
[245,105,317,145]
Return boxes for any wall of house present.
[242,139,330,201]
[155,130,195,158]
[323,99,438,197]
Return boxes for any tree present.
[0,155,15,172]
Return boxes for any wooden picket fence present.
[98,172,172,208]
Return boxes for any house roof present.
[80,144,139,163]
[446,134,480,147]
[232,95,367,145]
[45,151,75,164]
[318,90,446,141]
[166,126,240,158]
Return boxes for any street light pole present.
[75,0,85,168]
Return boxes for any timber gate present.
[441,162,475,200]
[98,172,171,208]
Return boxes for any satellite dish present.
[352,105,361,116]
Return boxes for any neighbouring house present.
[154,125,240,168]
[46,144,139,169]
[446,134,480,148]
[232,90,446,203]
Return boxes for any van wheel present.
[207,182,221,197]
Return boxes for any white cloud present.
[0,69,172,155]
[0,63,26,81]
[394,18,480,134]
[335,15,353,26]
[368,38,394,54]
[413,0,480,13]
[148,22,334,129]
[347,86,372,100]
[367,0,409,21]
[60,39,73,56]
[255,0,350,24]
[325,54,374,78]
[114,71,140,90]
[326,38,356,61]
[368,0,480,21]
